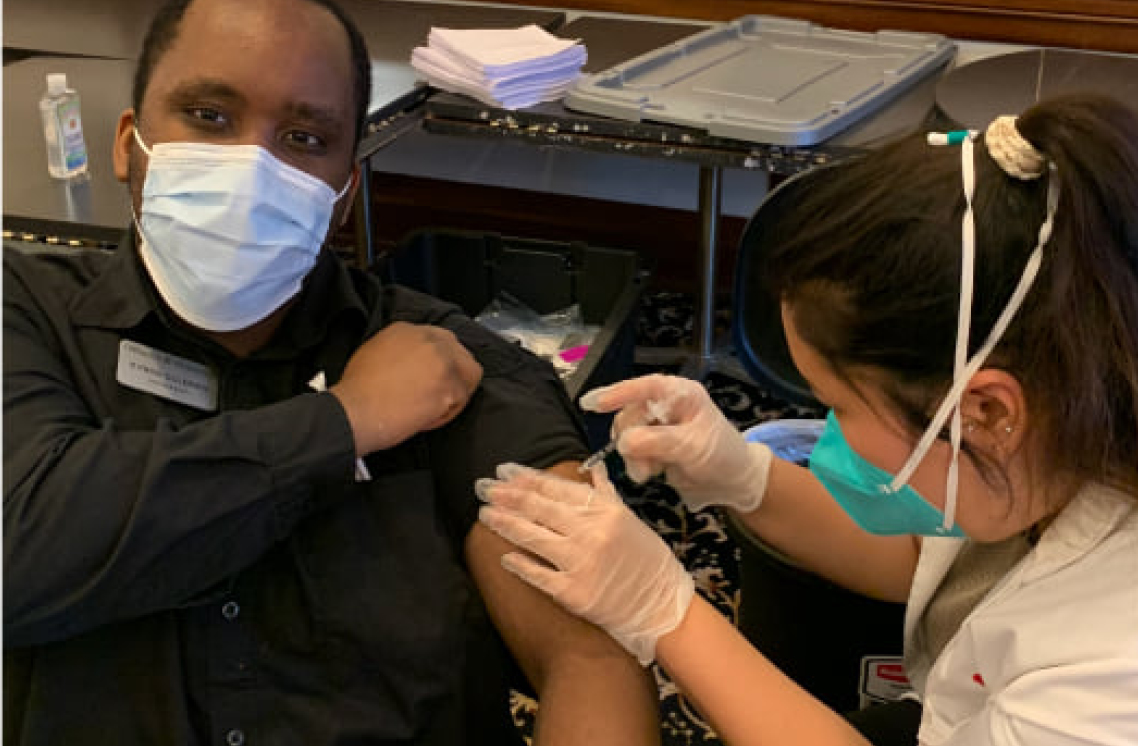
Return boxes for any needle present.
[579,440,619,472]
[577,396,677,474]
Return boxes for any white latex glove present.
[476,462,694,666]
[580,374,773,513]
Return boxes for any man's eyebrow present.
[166,78,246,104]
[283,101,346,133]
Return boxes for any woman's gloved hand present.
[476,463,694,666]
[580,374,773,513]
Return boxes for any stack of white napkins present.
[411,25,586,109]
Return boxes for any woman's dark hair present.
[132,0,372,145]
[762,93,1138,498]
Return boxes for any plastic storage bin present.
[382,229,647,446]
[565,15,955,147]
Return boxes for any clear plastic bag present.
[475,291,599,378]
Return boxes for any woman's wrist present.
[735,441,774,512]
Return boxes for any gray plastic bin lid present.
[564,15,956,147]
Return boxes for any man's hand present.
[331,322,482,455]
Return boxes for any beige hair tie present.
[985,115,1047,180]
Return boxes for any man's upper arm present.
[463,462,605,685]
[417,303,593,547]
[401,292,658,740]
[463,461,660,746]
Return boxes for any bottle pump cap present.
[46,73,68,96]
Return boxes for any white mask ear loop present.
[133,125,152,157]
[940,135,979,533]
[890,161,1059,530]
[332,170,354,203]
[129,126,149,235]
[888,134,976,531]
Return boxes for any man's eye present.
[186,107,227,126]
[285,130,326,151]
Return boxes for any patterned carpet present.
[511,292,823,744]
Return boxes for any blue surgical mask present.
[809,133,1059,537]
[132,127,351,332]
[809,412,966,537]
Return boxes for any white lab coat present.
[904,483,1138,745]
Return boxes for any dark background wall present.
[487,0,1138,53]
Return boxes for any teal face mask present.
[809,412,966,537]
[808,131,1059,538]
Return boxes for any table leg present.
[352,155,375,270]
[682,164,722,377]
[351,107,425,270]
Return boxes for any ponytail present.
[1009,94,1138,494]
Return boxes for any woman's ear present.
[112,109,137,183]
[959,368,1027,458]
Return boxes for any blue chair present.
[727,172,909,715]
[731,164,847,409]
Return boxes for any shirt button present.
[221,601,240,621]
[225,729,245,746]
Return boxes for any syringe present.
[578,396,677,474]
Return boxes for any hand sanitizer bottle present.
[40,73,89,179]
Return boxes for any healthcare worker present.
[476,92,1138,746]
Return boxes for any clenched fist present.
[331,322,483,454]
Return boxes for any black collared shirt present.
[3,233,589,745]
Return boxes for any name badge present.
[116,340,218,411]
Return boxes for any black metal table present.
[419,14,950,374]
[343,1,566,267]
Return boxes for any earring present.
[965,422,977,434]
[1004,425,1014,434]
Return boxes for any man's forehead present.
[175,0,347,46]
[145,0,353,118]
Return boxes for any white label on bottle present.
[55,99,87,170]
[116,340,218,411]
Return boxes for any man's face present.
[115,0,359,234]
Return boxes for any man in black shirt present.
[2,0,659,743]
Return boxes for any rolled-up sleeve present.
[423,309,591,549]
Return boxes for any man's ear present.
[336,164,363,229]
[112,109,137,183]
